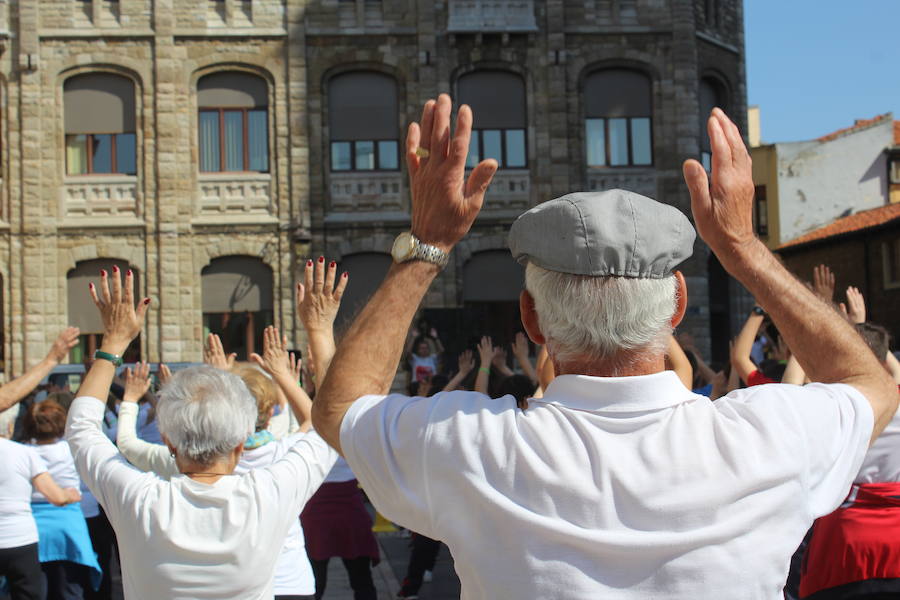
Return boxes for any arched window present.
[336,252,392,325]
[201,256,273,359]
[67,259,141,362]
[328,72,399,172]
[457,71,527,169]
[64,73,137,175]
[584,69,652,167]
[699,77,729,170]
[198,72,269,173]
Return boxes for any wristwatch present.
[391,232,449,268]
[94,350,124,367]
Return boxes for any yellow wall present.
[750,144,781,248]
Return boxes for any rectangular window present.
[630,118,652,166]
[608,118,629,166]
[91,135,113,173]
[330,139,401,171]
[505,130,526,168]
[199,108,269,173]
[66,135,89,175]
[586,118,606,167]
[115,133,137,175]
[753,185,768,236]
[701,151,712,172]
[891,158,900,184]
[884,240,900,289]
[466,131,480,169]
[377,140,398,170]
[482,130,503,165]
[355,140,375,170]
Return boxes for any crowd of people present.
[0,94,898,600]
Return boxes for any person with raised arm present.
[312,97,896,598]
[0,328,80,414]
[66,267,334,600]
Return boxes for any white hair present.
[0,404,19,439]
[156,365,256,466]
[525,263,678,367]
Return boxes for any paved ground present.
[321,531,461,600]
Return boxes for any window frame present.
[198,106,269,173]
[753,185,768,237]
[584,116,653,168]
[883,239,900,290]
[466,127,528,170]
[65,132,136,176]
[329,138,400,172]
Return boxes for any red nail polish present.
[89,283,94,290]
[329,261,336,268]
[306,260,313,267]
[143,298,151,305]
[342,272,348,278]
[112,265,119,273]
[318,256,324,263]
[100,270,107,276]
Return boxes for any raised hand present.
[203,333,236,371]
[512,332,530,359]
[845,286,866,324]
[250,325,291,379]
[289,351,303,385]
[477,336,495,367]
[457,349,475,375]
[812,264,836,302]
[405,94,498,253]
[157,363,173,386]
[88,265,150,356]
[682,108,756,262]
[47,327,80,364]
[123,362,152,403]
[297,257,348,335]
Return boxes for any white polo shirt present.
[340,371,873,599]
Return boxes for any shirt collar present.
[537,370,701,413]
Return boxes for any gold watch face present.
[391,232,417,262]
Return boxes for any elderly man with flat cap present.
[312,95,898,598]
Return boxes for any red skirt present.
[800,482,900,597]
[300,480,380,564]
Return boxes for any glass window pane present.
[482,130,502,166]
[585,119,605,167]
[505,130,526,168]
[630,118,652,165]
[378,140,398,170]
[66,135,88,175]
[116,133,136,175]
[466,131,480,169]
[92,134,113,173]
[247,110,268,172]
[355,140,375,170]
[199,111,221,172]
[331,142,351,171]
[224,111,244,171]
[701,151,711,172]
[609,118,629,166]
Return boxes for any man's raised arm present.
[683,108,898,442]
[312,94,497,453]
[0,327,79,412]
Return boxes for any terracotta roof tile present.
[779,203,900,250]
[816,113,892,143]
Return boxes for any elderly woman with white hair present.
[66,267,336,599]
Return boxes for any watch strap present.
[94,350,124,367]
[413,240,450,267]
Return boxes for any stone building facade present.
[0,0,745,375]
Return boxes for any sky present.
[744,0,900,144]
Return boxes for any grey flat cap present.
[508,189,696,278]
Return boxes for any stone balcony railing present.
[586,168,657,199]
[447,0,537,32]
[197,172,273,218]
[61,175,139,219]
[482,169,530,209]
[329,171,404,212]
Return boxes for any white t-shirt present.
[409,354,438,383]
[855,402,900,484]
[30,439,81,503]
[0,438,48,548]
[235,432,335,596]
[67,396,335,600]
[340,371,873,599]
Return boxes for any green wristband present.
[94,350,123,367]
[478,366,491,374]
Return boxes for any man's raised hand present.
[406,94,498,253]
[682,108,757,263]
[250,325,291,380]
[297,257,348,335]
[47,327,81,364]
[88,266,150,355]
[812,264,836,302]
